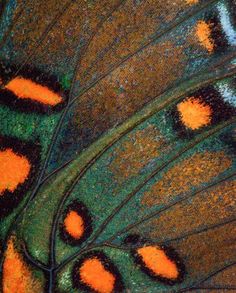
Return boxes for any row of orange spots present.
[64,210,84,240]
[0,149,31,195]
[195,20,215,53]
[78,257,116,293]
[3,237,43,293]
[177,97,212,130]
[5,77,62,106]
[137,246,179,281]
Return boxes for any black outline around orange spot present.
[0,135,40,218]
[0,61,68,114]
[134,244,185,286]
[171,85,236,138]
[59,200,93,246]
[72,251,124,293]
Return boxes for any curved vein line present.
[163,217,236,245]
[42,65,236,269]
[57,119,235,269]
[56,215,236,272]
[22,243,50,272]
[0,1,24,50]
[69,0,219,106]
[104,172,236,243]
[48,0,129,270]
[38,58,236,190]
[104,218,236,250]
[86,118,235,246]
[180,262,236,292]
[9,0,75,80]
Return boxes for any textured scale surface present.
[0,0,235,292]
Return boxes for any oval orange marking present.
[5,77,62,106]
[177,97,212,130]
[195,20,214,53]
[64,210,84,240]
[0,149,31,195]
[79,257,115,293]
[137,246,179,280]
[3,237,43,293]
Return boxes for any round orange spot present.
[137,246,179,280]
[0,149,31,195]
[64,210,84,240]
[177,97,212,130]
[5,77,62,106]
[195,20,214,53]
[79,257,115,293]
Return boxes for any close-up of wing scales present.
[0,0,235,292]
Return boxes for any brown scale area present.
[76,41,185,139]
[77,0,197,87]
[109,125,168,181]
[30,0,121,72]
[142,151,232,207]
[171,221,236,282]
[200,264,236,288]
[10,0,67,56]
[142,180,236,241]
[2,237,43,293]
[13,0,119,74]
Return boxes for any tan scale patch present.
[142,151,232,206]
[172,221,236,280]
[110,125,168,181]
[77,0,195,87]
[77,41,186,139]
[146,180,236,240]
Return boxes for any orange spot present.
[186,0,198,4]
[195,20,214,53]
[3,237,43,293]
[177,97,212,130]
[5,77,62,106]
[137,246,179,280]
[79,257,115,293]
[0,149,31,195]
[64,210,84,239]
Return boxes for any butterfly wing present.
[0,0,236,292]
